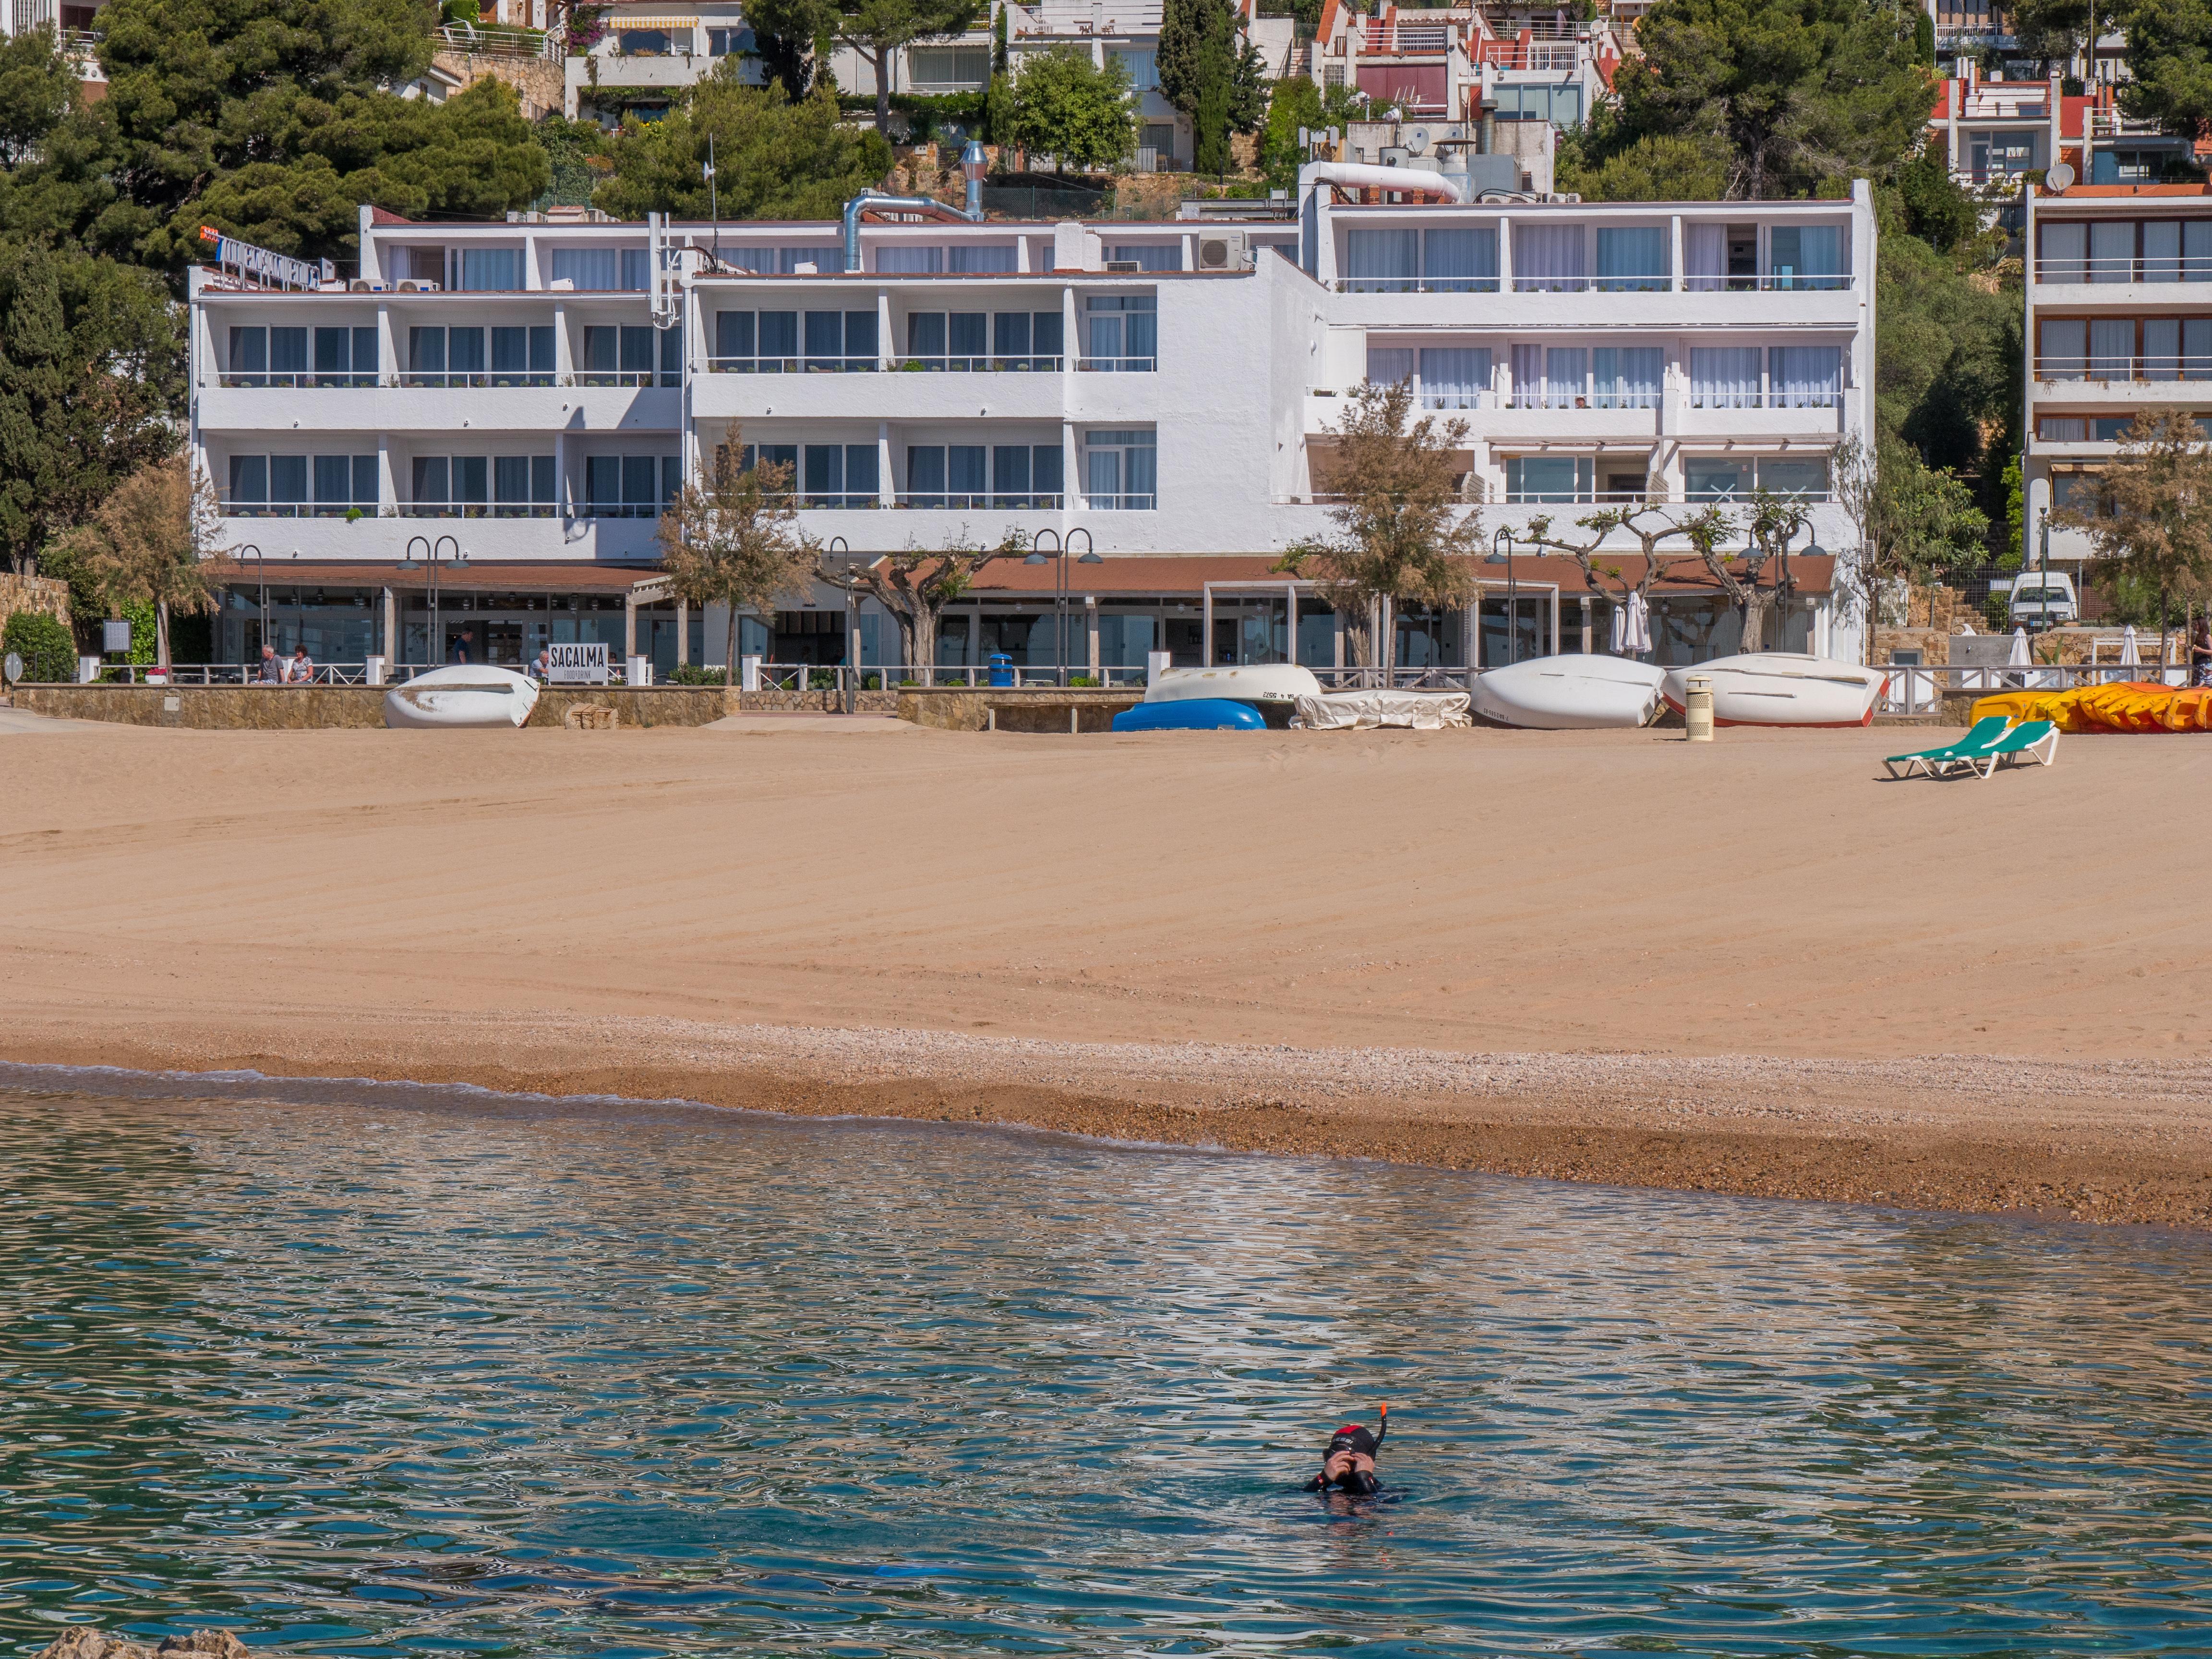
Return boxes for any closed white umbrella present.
[2120,624,2140,667]
[2008,625,2032,666]
[1624,591,1654,656]
[1609,597,1628,654]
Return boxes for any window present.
[2092,416,2139,440]
[1757,457,1828,497]
[723,245,837,274]
[1344,228,1417,292]
[1141,123,1177,160]
[2038,318,2087,379]
[901,444,993,507]
[1419,346,1490,409]
[549,247,651,290]
[1685,458,1751,500]
[2087,318,2133,379]
[1366,346,1414,387]
[1505,457,1593,504]
[408,455,490,518]
[1509,344,1587,408]
[1769,345,1842,407]
[1082,295,1155,370]
[2140,317,2212,379]
[2052,471,2109,515]
[2039,416,2087,441]
[618,27,673,52]
[1495,82,1581,125]
[906,310,1027,368]
[1109,243,1182,272]
[493,455,559,517]
[1421,227,1498,293]
[948,243,1018,274]
[225,325,307,386]
[878,245,944,274]
[908,43,989,85]
[1591,346,1663,409]
[1110,47,1158,89]
[226,453,372,516]
[1513,223,1585,292]
[409,326,487,387]
[459,248,522,292]
[714,309,801,369]
[1969,133,2039,178]
[797,444,881,506]
[1083,429,1156,509]
[2089,219,2133,283]
[1768,226,1847,289]
[582,454,678,516]
[1689,346,1762,407]
[306,326,379,387]
[800,310,880,370]
[490,325,556,386]
[2038,221,2087,284]
[580,324,667,386]
[707,25,752,53]
[1595,227,1668,291]
[987,444,1064,507]
[731,443,798,492]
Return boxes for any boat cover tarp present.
[1293,689,1473,730]
[1971,682,2212,733]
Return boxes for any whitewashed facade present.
[185,183,1875,672]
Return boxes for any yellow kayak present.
[1971,681,2212,733]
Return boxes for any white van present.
[2006,571,2078,626]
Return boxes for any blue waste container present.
[986,653,1015,688]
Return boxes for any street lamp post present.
[399,534,469,668]
[236,543,264,667]
[1025,530,1101,685]
[1486,526,1519,666]
[827,536,854,713]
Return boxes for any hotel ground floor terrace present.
[206,553,1847,679]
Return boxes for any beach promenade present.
[4,714,2209,1227]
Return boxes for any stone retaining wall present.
[897,687,1142,733]
[0,573,71,634]
[11,683,744,729]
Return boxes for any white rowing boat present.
[1147,663,1322,706]
[1660,653,1885,728]
[1469,655,1667,730]
[383,665,541,730]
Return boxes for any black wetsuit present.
[1304,1419,1385,1495]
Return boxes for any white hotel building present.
[186,184,1875,676]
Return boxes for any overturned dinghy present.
[1112,698,1268,733]
[1148,663,1322,712]
[1293,687,1473,730]
[1469,655,1667,730]
[1660,654,1885,728]
[383,665,541,730]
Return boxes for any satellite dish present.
[2045,162,2075,192]
[1407,126,1431,155]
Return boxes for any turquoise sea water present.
[1,1067,2210,1658]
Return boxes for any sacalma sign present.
[547,642,610,685]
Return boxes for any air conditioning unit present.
[395,279,442,293]
[1104,259,1142,273]
[349,278,391,292]
[1195,230,1252,272]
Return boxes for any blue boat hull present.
[1111,698,1268,733]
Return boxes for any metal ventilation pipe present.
[962,138,988,219]
[841,188,985,272]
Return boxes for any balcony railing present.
[573,371,680,388]
[219,372,383,389]
[1074,355,1156,372]
[704,355,879,373]
[1082,492,1157,510]
[1684,390,1846,409]
[2036,259,2212,283]
[1336,278,1502,294]
[216,372,598,389]
[2035,358,2212,382]
[400,503,562,518]
[889,493,1068,509]
[220,501,386,518]
[1507,274,1851,293]
[401,372,567,388]
[1509,390,1667,409]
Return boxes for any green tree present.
[2009,0,2091,72]
[1893,137,1980,252]
[823,532,1023,679]
[0,241,181,574]
[595,72,893,222]
[1159,0,1264,175]
[1259,73,1368,191]
[1274,379,1483,671]
[1604,0,1929,199]
[1558,132,1727,201]
[744,0,984,134]
[2119,0,2212,132]
[0,24,74,163]
[59,455,224,670]
[658,443,821,680]
[2,607,75,680]
[1833,433,1991,654]
[1006,46,1136,175]
[2051,410,2212,654]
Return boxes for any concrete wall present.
[13,683,737,729]
[898,687,1141,731]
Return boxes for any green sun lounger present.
[1962,718,2059,780]
[1884,716,2009,780]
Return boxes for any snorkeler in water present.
[1304,1404,1388,1495]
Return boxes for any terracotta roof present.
[963,552,1839,598]
[368,207,415,225]
[203,559,667,595]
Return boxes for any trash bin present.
[987,652,1015,688]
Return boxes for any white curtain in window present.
[949,243,1018,274]
[1419,347,1490,409]
[2037,318,2086,377]
[1422,228,1497,291]
[460,249,521,291]
[1514,223,1585,290]
[1545,347,1587,407]
[1593,346,1663,408]
[620,248,652,291]
[1769,226,1845,287]
[1685,224,1726,292]
[1086,448,1121,503]
[551,248,620,289]
[2039,221,2087,283]
[1769,346,1841,407]
[2143,317,2180,379]
[2144,221,2182,283]
[2089,219,2133,283]
[2187,317,2212,379]
[1366,346,1415,387]
[1109,244,1182,271]
[1595,228,1667,290]
[877,246,944,273]
[2187,222,2212,282]
[1126,443,1157,502]
[1689,347,1761,408]
[2087,318,2133,378]
[1511,343,1543,407]
[1346,228,1419,291]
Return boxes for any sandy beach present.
[4,709,2210,1227]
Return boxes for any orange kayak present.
[1970,681,2212,733]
